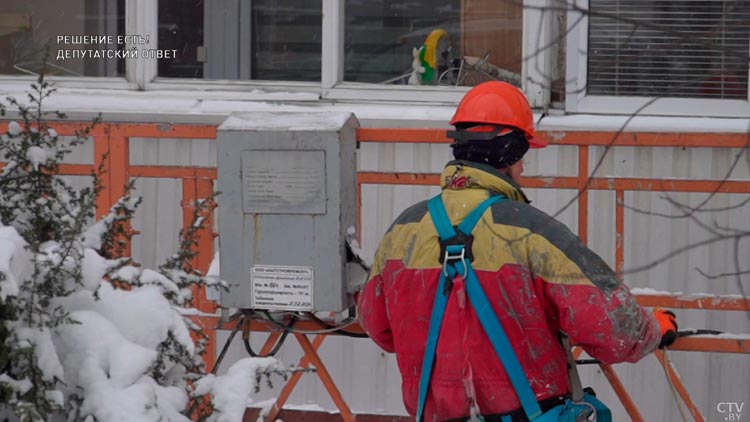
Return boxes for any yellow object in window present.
[410,28,451,85]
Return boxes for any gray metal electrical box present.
[217,111,359,312]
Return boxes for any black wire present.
[318,319,370,338]
[677,329,724,337]
[210,311,248,374]
[303,311,370,339]
[557,330,725,372]
[575,359,601,365]
[212,308,370,372]
[262,310,370,339]
[211,321,240,375]
[243,314,296,357]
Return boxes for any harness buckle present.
[442,245,468,279]
[439,229,473,282]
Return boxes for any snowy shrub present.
[195,358,287,422]
[0,67,280,422]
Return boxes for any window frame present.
[0,0,551,108]
[565,0,750,118]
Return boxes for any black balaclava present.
[450,128,530,169]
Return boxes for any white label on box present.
[251,265,314,311]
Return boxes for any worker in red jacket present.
[357,81,677,421]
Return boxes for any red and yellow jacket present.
[357,160,660,421]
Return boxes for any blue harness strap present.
[417,193,544,422]
[464,254,543,421]
[417,194,503,421]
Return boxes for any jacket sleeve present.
[544,280,660,364]
[526,216,661,364]
[357,270,395,353]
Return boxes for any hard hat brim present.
[528,134,548,149]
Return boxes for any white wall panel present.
[60,135,94,165]
[129,137,217,167]
[585,145,750,422]
[129,137,216,269]
[130,177,182,269]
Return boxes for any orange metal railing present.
[1,121,748,422]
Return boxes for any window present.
[566,0,750,115]
[588,0,750,99]
[157,0,321,81]
[344,0,523,87]
[157,0,203,78]
[0,1,549,108]
[0,0,125,77]
[155,0,522,87]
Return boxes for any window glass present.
[158,0,203,78]
[0,0,125,77]
[344,0,522,87]
[158,0,321,81]
[588,1,750,99]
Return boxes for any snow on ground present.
[250,399,330,413]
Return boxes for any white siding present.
[129,137,217,269]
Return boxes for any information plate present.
[241,150,326,214]
[250,265,314,311]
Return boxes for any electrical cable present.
[557,329,723,421]
[303,311,370,338]
[210,310,248,375]
[243,313,295,357]
[677,329,724,337]
[211,320,241,375]
[659,328,724,421]
[211,306,370,373]
[260,310,368,337]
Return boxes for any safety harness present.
[417,193,611,422]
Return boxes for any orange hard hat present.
[449,81,547,148]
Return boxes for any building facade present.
[1,1,749,420]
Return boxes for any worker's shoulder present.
[389,199,429,229]
[489,198,571,237]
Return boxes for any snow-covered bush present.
[0,68,280,422]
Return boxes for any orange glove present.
[654,309,678,348]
